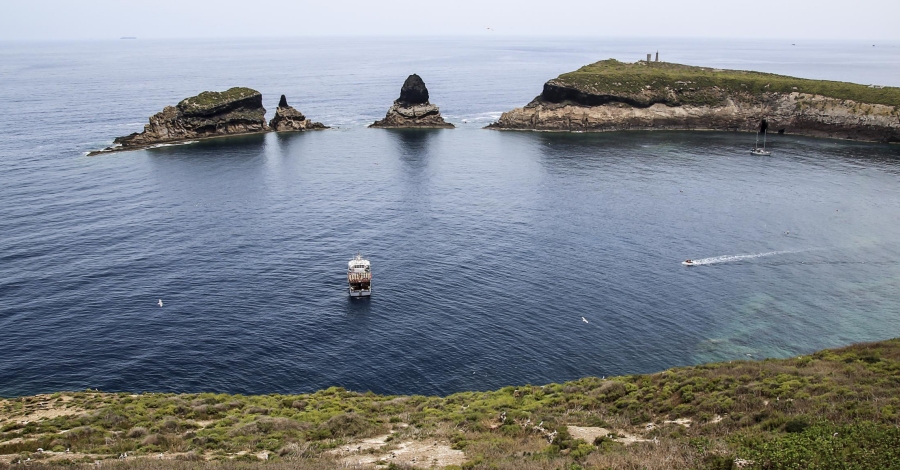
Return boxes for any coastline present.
[484,124,900,144]
[3,338,899,468]
[86,128,330,157]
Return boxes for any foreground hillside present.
[489,59,900,143]
[2,339,900,469]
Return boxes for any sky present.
[2,0,898,41]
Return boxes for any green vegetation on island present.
[2,339,900,469]
[548,59,900,108]
[176,88,261,115]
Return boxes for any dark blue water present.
[2,37,900,397]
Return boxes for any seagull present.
[157,299,163,307]
[581,317,589,323]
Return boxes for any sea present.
[1,37,900,398]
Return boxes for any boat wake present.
[683,251,793,266]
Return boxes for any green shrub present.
[704,454,735,470]
[784,417,809,433]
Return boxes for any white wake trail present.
[686,251,794,266]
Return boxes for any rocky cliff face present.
[490,92,900,142]
[488,61,900,143]
[370,74,454,128]
[269,95,328,132]
[91,88,270,154]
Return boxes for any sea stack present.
[370,74,454,128]
[90,87,269,155]
[269,95,328,132]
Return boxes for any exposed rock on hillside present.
[488,60,900,143]
[269,95,328,132]
[370,74,454,128]
[90,87,269,155]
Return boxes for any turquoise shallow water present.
[1,37,900,397]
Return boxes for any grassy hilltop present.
[2,339,900,470]
[544,59,900,108]
[176,87,262,115]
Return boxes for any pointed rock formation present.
[90,87,269,155]
[269,95,328,132]
[370,74,454,128]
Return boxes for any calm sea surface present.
[1,37,900,397]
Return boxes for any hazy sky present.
[3,0,898,41]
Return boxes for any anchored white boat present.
[751,118,771,156]
[347,253,372,297]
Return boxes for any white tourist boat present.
[347,253,372,297]
[751,118,771,156]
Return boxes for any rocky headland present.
[488,59,900,143]
[269,95,328,132]
[370,74,454,128]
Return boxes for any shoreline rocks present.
[370,74,454,129]
[269,95,328,132]
[488,93,900,143]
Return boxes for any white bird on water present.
[581,317,589,323]
[157,299,163,307]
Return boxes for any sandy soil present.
[663,418,693,427]
[567,425,654,445]
[331,433,465,468]
[567,426,611,443]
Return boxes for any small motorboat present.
[751,148,771,156]
[682,259,695,266]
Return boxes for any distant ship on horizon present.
[120,37,137,40]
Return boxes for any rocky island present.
[488,59,900,143]
[269,95,327,132]
[90,89,326,155]
[370,74,454,128]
